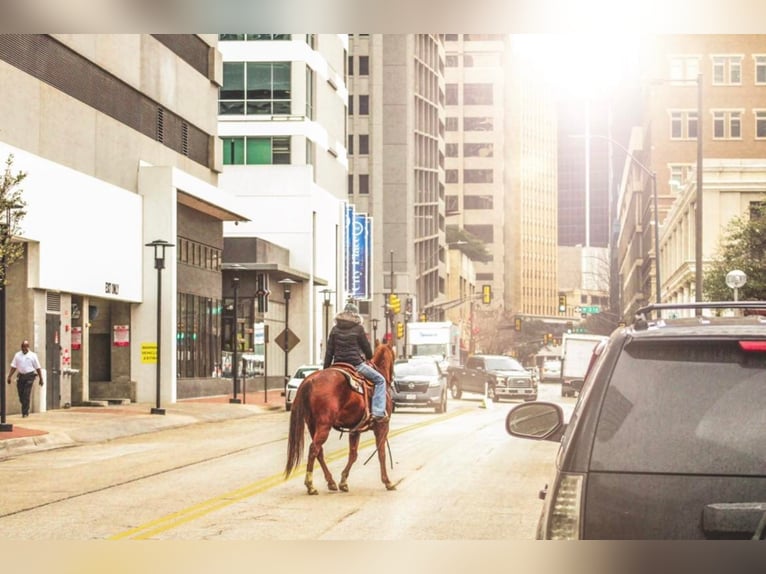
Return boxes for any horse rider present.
[323,302,388,422]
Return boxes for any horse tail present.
[284,378,308,479]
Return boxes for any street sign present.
[274,328,300,353]
[580,305,600,314]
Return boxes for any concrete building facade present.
[0,34,247,413]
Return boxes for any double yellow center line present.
[109,408,469,539]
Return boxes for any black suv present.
[506,302,766,540]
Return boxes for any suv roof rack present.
[633,301,766,329]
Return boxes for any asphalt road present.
[0,383,570,540]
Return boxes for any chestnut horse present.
[284,343,396,494]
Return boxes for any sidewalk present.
[0,389,286,460]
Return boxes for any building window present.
[464,53,501,67]
[359,94,369,115]
[669,56,700,82]
[446,55,458,67]
[756,55,766,84]
[445,169,459,183]
[463,143,493,157]
[756,110,766,138]
[464,116,493,131]
[219,61,291,115]
[348,174,353,194]
[445,34,459,41]
[222,136,291,164]
[463,83,493,105]
[358,56,369,75]
[476,273,494,281]
[446,143,459,157]
[359,174,369,194]
[219,34,291,41]
[348,55,354,76]
[358,134,369,155]
[446,117,458,131]
[348,94,354,114]
[347,134,354,154]
[669,110,698,139]
[463,169,493,183]
[713,110,742,139]
[464,224,493,242]
[464,195,493,209]
[712,55,742,85]
[446,195,459,214]
[668,164,694,191]
[177,294,222,379]
[446,84,458,105]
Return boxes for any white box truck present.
[560,333,608,397]
[406,322,461,370]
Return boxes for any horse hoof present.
[308,488,319,495]
[385,483,397,491]
[328,483,338,491]
[339,484,349,492]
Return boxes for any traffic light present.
[389,294,401,314]
[482,284,492,304]
[514,317,522,332]
[558,294,567,313]
[566,321,573,333]
[405,297,413,319]
[396,322,404,338]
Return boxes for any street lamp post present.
[145,239,174,416]
[0,203,22,432]
[571,134,661,305]
[371,318,379,344]
[278,278,297,394]
[726,269,747,302]
[320,288,334,345]
[230,276,241,404]
[695,73,704,304]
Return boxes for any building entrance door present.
[45,314,61,409]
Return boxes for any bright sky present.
[512,34,643,99]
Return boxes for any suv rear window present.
[591,339,766,476]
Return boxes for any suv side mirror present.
[505,402,565,442]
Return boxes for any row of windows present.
[445,142,494,157]
[219,34,291,41]
[444,34,505,42]
[446,169,494,184]
[446,116,493,131]
[670,109,766,139]
[220,62,291,115]
[178,237,222,271]
[348,94,369,115]
[445,53,502,68]
[222,136,291,165]
[446,194,494,210]
[348,173,370,194]
[348,55,369,76]
[445,83,494,106]
[348,134,369,155]
[670,54,766,85]
[177,293,222,379]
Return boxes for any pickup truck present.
[447,354,538,402]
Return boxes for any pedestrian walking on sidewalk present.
[7,340,44,417]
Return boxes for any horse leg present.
[315,445,338,491]
[338,432,360,492]
[374,423,396,491]
[305,426,333,495]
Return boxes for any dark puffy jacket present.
[323,319,372,368]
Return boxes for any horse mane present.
[371,343,395,382]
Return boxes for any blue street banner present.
[344,205,373,301]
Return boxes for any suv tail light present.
[739,341,766,352]
[543,472,585,539]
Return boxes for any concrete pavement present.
[0,390,286,460]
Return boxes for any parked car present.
[391,358,448,414]
[506,301,766,539]
[447,354,537,402]
[540,359,561,382]
[284,365,321,411]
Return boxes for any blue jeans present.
[356,361,387,417]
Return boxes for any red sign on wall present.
[113,325,130,347]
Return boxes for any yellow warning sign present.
[141,342,157,364]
